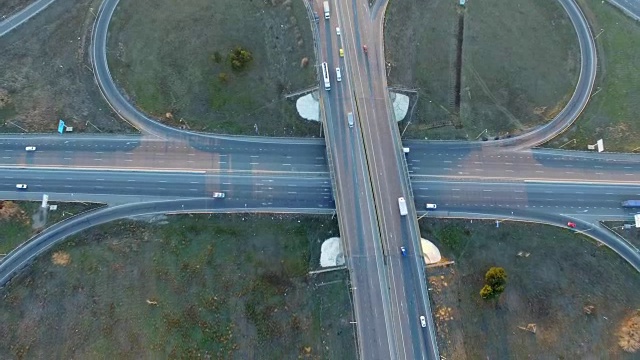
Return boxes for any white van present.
[336,67,342,82]
[347,112,354,128]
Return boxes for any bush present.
[229,47,253,71]
[480,284,494,299]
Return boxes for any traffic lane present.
[411,179,640,214]
[1,171,333,197]
[347,7,430,358]
[5,181,333,209]
[3,148,329,174]
[346,116,395,359]
[407,149,640,183]
[359,35,429,360]
[0,135,328,160]
[0,138,329,173]
[394,218,428,359]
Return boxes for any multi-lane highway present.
[317,13,397,360]
[2,1,640,360]
[338,0,438,357]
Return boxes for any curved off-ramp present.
[0,0,601,153]
[90,0,596,149]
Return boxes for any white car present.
[212,192,225,198]
[25,146,36,151]
[420,316,427,328]
[336,67,342,82]
[16,184,27,189]
[336,27,341,36]
[426,203,437,210]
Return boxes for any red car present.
[567,222,576,228]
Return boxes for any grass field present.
[0,200,103,254]
[385,0,579,140]
[0,0,132,133]
[420,218,640,359]
[0,213,355,358]
[107,0,318,137]
[546,0,640,152]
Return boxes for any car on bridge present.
[212,192,225,198]
[426,203,437,210]
[15,184,27,189]
[400,246,407,257]
[25,146,36,151]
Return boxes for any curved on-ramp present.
[0,199,332,288]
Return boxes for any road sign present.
[635,214,640,228]
[596,139,604,152]
[58,120,65,134]
[41,194,49,208]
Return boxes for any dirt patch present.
[385,0,579,140]
[51,251,71,266]
[0,0,134,133]
[0,213,355,358]
[618,310,640,353]
[420,218,640,359]
[107,0,318,136]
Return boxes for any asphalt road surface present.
[0,1,637,359]
[316,3,397,359]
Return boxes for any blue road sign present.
[58,120,65,134]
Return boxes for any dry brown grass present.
[51,251,71,266]
[618,310,640,353]
[0,201,27,222]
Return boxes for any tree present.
[480,266,507,299]
[480,285,494,299]
[229,47,253,71]
[485,267,507,288]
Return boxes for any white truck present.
[323,1,330,19]
[398,197,408,216]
